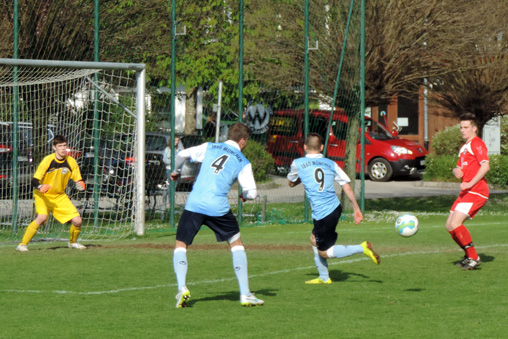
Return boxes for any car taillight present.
[268,135,277,143]
[125,157,136,165]
[0,145,13,153]
[66,148,82,158]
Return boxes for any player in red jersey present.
[446,113,490,270]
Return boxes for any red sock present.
[448,230,462,249]
[453,225,478,260]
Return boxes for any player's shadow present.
[319,270,382,284]
[188,288,277,307]
[47,245,70,250]
[403,288,425,292]
[46,244,101,250]
[478,253,494,263]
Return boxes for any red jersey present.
[457,136,489,198]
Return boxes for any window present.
[331,120,348,141]
[269,116,298,136]
[398,96,419,135]
[146,135,167,151]
[309,116,328,139]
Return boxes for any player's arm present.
[31,156,51,193]
[31,177,51,193]
[453,153,463,179]
[341,183,363,225]
[287,161,300,187]
[452,166,463,179]
[333,162,362,224]
[170,142,208,181]
[170,154,186,181]
[238,163,257,201]
[460,161,490,191]
[68,158,85,191]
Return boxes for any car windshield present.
[146,135,167,151]
[180,135,204,148]
[365,119,393,141]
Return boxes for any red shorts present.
[450,191,488,219]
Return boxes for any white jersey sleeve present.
[177,142,209,163]
[287,160,299,182]
[238,163,257,200]
[333,162,351,186]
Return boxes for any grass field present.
[1,194,508,338]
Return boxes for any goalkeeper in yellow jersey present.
[16,135,87,252]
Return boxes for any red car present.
[266,109,428,181]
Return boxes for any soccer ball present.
[395,214,419,237]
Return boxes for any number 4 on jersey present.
[211,155,230,174]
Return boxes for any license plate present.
[85,152,94,158]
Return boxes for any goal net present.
[0,59,146,243]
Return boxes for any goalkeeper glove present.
[38,184,51,193]
[75,180,86,191]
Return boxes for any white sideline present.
[3,243,507,296]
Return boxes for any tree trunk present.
[341,117,360,212]
[184,88,197,135]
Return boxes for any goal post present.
[0,58,146,242]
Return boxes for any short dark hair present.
[459,112,477,127]
[305,133,323,151]
[228,122,250,143]
[53,135,67,146]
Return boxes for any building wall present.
[369,89,458,153]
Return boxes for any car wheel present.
[368,158,393,182]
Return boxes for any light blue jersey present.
[288,154,350,220]
[186,142,249,216]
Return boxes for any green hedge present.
[431,125,462,156]
[424,154,508,188]
[423,155,457,182]
[243,139,275,183]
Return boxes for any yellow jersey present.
[33,154,82,199]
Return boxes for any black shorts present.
[176,209,240,245]
[312,204,342,251]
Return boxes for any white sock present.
[232,246,250,296]
[173,248,188,291]
[326,244,363,259]
[312,246,329,281]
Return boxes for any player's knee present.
[310,234,316,246]
[72,216,82,228]
[445,221,453,230]
[35,214,48,225]
[318,249,329,259]
[227,232,241,245]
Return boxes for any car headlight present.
[391,145,413,155]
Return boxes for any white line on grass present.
[3,243,507,296]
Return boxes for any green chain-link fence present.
[0,0,364,241]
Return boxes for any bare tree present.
[429,0,508,134]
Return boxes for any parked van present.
[266,109,428,181]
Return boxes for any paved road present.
[3,177,506,219]
[252,176,508,204]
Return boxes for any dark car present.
[110,132,170,194]
[0,123,58,198]
[0,144,12,198]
